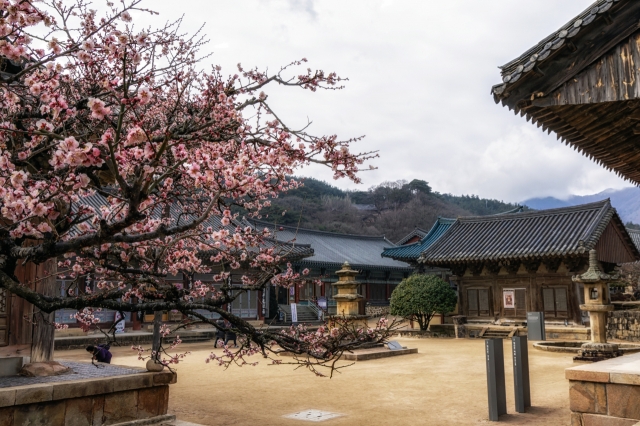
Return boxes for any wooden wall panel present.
[550,31,640,105]
[595,221,637,264]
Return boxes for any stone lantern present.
[331,262,369,328]
[572,250,622,361]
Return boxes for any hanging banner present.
[291,303,298,323]
[503,290,515,309]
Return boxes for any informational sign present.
[114,311,125,333]
[485,338,507,421]
[527,312,546,341]
[503,289,516,309]
[387,341,404,351]
[291,303,298,323]
[317,296,327,309]
[512,336,531,413]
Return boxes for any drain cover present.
[283,410,343,422]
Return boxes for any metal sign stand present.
[485,339,507,421]
[526,311,546,341]
[512,336,531,413]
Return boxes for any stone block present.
[607,384,640,420]
[64,397,93,426]
[581,413,640,426]
[161,385,169,415]
[137,387,163,419]
[0,407,14,426]
[112,373,153,392]
[566,369,611,383]
[571,412,583,426]
[570,381,607,414]
[0,357,23,377]
[92,395,104,426]
[611,373,640,386]
[153,371,177,385]
[15,383,53,405]
[13,400,65,425]
[103,390,138,425]
[0,389,16,408]
[52,378,113,400]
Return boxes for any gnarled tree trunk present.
[30,258,57,362]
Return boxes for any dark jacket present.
[94,345,112,364]
[215,319,226,338]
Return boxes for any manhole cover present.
[283,410,343,422]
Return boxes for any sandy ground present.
[57,337,574,426]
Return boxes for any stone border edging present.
[0,370,176,408]
[111,414,176,425]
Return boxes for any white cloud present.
[133,0,633,202]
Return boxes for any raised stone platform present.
[341,347,418,361]
[534,341,640,355]
[566,352,640,425]
[0,361,176,425]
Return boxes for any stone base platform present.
[566,351,640,425]
[341,347,418,361]
[0,361,176,426]
[574,343,624,363]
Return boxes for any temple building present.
[417,200,639,325]
[491,0,640,185]
[249,220,413,317]
[382,217,455,273]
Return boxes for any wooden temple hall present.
[417,200,640,325]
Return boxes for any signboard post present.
[291,303,298,323]
[526,312,546,341]
[486,338,507,421]
[512,336,531,413]
[114,311,125,334]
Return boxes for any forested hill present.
[251,177,524,243]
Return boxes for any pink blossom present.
[126,126,147,146]
[87,97,111,120]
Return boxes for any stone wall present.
[398,325,455,338]
[0,370,175,425]
[566,352,640,426]
[607,310,640,342]
[365,304,390,317]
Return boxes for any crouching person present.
[87,344,112,364]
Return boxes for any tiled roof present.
[418,200,639,265]
[490,0,640,185]
[73,193,313,261]
[248,220,413,271]
[491,0,628,99]
[395,227,429,246]
[382,218,455,262]
[626,229,640,254]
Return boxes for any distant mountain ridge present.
[523,187,640,224]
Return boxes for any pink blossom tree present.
[0,0,394,374]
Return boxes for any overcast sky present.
[140,0,629,203]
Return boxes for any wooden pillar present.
[257,290,264,320]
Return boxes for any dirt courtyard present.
[58,337,574,426]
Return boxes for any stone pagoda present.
[572,250,622,362]
[331,262,369,327]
